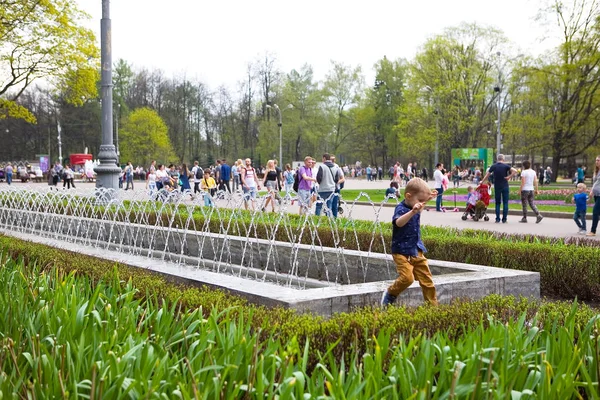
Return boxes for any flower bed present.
[0,249,598,398]
[444,188,587,205]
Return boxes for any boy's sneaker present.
[536,215,544,224]
[380,291,397,307]
[579,229,587,235]
[519,217,527,223]
[586,232,596,237]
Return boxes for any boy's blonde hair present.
[467,185,474,191]
[577,183,587,190]
[404,178,430,196]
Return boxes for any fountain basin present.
[0,207,539,316]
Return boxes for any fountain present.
[0,187,539,316]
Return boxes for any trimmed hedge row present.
[0,234,597,367]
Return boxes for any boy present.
[381,178,439,307]
[573,183,589,234]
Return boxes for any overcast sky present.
[76,0,561,92]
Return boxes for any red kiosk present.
[69,154,93,166]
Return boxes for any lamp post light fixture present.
[265,103,293,165]
[94,0,121,193]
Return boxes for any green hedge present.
[0,234,597,366]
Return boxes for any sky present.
[76,0,562,93]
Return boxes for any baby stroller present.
[461,183,491,221]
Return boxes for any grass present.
[337,188,581,212]
[0,252,599,398]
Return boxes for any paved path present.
[4,179,596,240]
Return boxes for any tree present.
[364,56,406,167]
[322,61,364,154]
[396,23,508,166]
[0,0,99,119]
[529,0,600,179]
[119,107,175,166]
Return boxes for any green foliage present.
[0,0,99,108]
[0,251,598,398]
[0,98,36,123]
[119,107,175,165]
[396,23,508,161]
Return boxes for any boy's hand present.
[429,190,438,201]
[412,202,425,214]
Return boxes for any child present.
[385,181,400,199]
[466,186,476,205]
[381,178,439,307]
[573,183,589,234]
[200,170,217,207]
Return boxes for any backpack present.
[285,170,294,185]
[293,168,302,192]
[195,167,203,180]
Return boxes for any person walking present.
[297,156,316,215]
[433,163,444,212]
[62,164,75,189]
[586,156,600,236]
[241,158,260,211]
[146,168,157,197]
[262,160,279,212]
[518,160,543,223]
[577,165,585,184]
[232,159,242,192]
[315,153,342,218]
[124,162,134,190]
[191,161,203,195]
[179,164,192,193]
[283,164,295,198]
[5,163,13,185]
[220,159,232,193]
[452,165,461,188]
[573,183,588,234]
[482,154,517,223]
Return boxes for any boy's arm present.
[394,203,423,228]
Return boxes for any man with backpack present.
[296,156,316,215]
[315,153,343,218]
[191,161,203,194]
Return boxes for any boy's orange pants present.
[388,251,438,305]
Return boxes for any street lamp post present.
[424,86,439,166]
[266,104,293,165]
[94,0,121,192]
[115,103,120,164]
[56,121,63,165]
